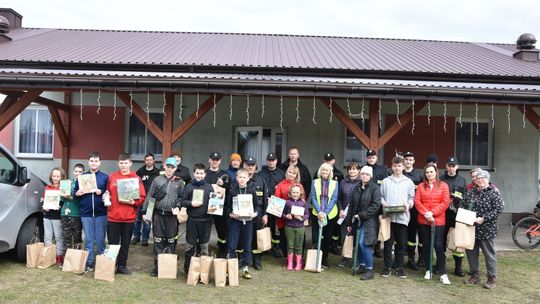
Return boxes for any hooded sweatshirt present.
[380,174,415,226]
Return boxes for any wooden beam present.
[0,91,70,112]
[516,105,540,132]
[172,94,224,142]
[378,101,427,147]
[320,97,371,148]
[116,91,164,141]
[61,92,71,172]
[369,100,379,150]
[162,92,174,158]
[48,105,68,147]
[0,94,21,116]
[0,90,42,131]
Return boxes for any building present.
[1,8,539,215]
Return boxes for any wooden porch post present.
[319,97,370,148]
[369,100,379,151]
[516,105,540,132]
[171,94,224,142]
[61,92,71,172]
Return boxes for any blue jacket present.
[72,170,109,218]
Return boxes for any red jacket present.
[274,179,305,229]
[107,170,146,223]
[414,180,450,226]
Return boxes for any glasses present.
[476,176,487,180]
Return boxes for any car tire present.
[15,216,42,262]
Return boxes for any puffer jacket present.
[142,174,183,213]
[414,180,450,226]
[462,185,504,240]
[338,176,360,211]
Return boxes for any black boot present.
[271,243,283,258]
[373,242,382,258]
[217,243,227,258]
[253,253,262,270]
[417,249,425,268]
[454,256,464,277]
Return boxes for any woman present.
[466,168,481,191]
[310,163,339,268]
[338,162,361,267]
[462,169,504,289]
[345,165,381,280]
[414,164,451,284]
[275,166,305,258]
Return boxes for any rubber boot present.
[453,256,464,277]
[56,255,63,266]
[287,253,294,271]
[294,254,303,271]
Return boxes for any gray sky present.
[1,0,539,43]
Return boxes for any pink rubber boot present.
[295,254,303,271]
[287,253,294,271]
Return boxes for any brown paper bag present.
[158,253,178,279]
[37,244,56,269]
[213,258,228,287]
[454,222,475,250]
[26,241,44,268]
[227,258,239,287]
[177,207,188,223]
[304,249,322,273]
[94,255,116,282]
[186,256,201,286]
[378,215,391,242]
[342,235,354,258]
[199,256,214,284]
[446,227,466,253]
[62,247,89,274]
[256,227,272,252]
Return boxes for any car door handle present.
[34,191,39,194]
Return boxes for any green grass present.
[0,246,538,304]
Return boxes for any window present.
[455,120,492,168]
[234,127,287,167]
[128,112,164,158]
[0,150,16,184]
[15,107,54,158]
[345,118,370,163]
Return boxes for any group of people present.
[39,146,504,289]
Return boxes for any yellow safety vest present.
[312,179,338,219]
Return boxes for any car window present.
[0,151,16,184]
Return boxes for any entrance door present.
[234,127,287,167]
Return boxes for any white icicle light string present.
[212,93,217,127]
[507,104,511,134]
[246,94,250,125]
[146,90,150,124]
[474,102,479,135]
[491,104,495,129]
[162,91,166,116]
[229,94,233,121]
[395,99,401,125]
[411,100,415,135]
[196,93,200,118]
[459,102,463,128]
[378,98,382,129]
[280,96,284,130]
[129,91,133,116]
[96,90,101,114]
[443,101,447,132]
[178,92,184,121]
[296,96,300,123]
[113,90,117,120]
[523,105,526,128]
[361,97,365,125]
[79,89,83,120]
[427,101,431,125]
[329,97,333,123]
[261,94,265,118]
[312,96,317,125]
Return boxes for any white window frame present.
[454,118,493,170]
[126,109,164,161]
[233,126,287,168]
[344,117,371,164]
[14,105,54,159]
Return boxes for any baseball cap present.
[426,154,439,164]
[266,153,278,161]
[446,157,458,165]
[244,156,257,165]
[366,149,377,157]
[164,157,178,168]
[209,152,221,160]
[403,151,415,158]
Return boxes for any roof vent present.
[0,15,9,34]
[514,33,539,62]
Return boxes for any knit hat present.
[360,165,373,177]
[230,153,242,163]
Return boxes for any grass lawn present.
[0,245,538,304]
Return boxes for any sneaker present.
[440,274,451,285]
[141,239,149,246]
[407,260,419,271]
[424,270,432,280]
[321,258,329,269]
[116,266,133,275]
[338,257,349,268]
[467,272,481,285]
[241,267,252,279]
[483,276,496,289]
[361,269,374,280]
[381,268,391,278]
[397,268,407,279]
[84,266,93,274]
[130,237,141,245]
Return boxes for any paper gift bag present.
[342,235,354,258]
[199,256,214,285]
[94,255,116,282]
[37,244,56,269]
[213,258,228,287]
[454,222,475,250]
[378,215,391,242]
[158,252,178,279]
[446,227,466,253]
[177,207,188,223]
[186,256,201,286]
[227,258,239,287]
[62,247,89,274]
[304,249,322,273]
[26,241,44,268]
[256,227,272,252]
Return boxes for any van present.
[0,143,44,261]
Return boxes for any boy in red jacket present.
[107,153,146,275]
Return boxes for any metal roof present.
[1,28,540,78]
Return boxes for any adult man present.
[132,153,160,246]
[426,154,439,166]
[169,149,192,184]
[142,157,184,277]
[244,156,269,270]
[380,156,415,279]
[440,156,467,277]
[73,152,109,272]
[313,153,345,182]
[258,152,285,258]
[107,153,146,275]
[204,152,230,257]
[280,147,312,197]
[365,149,388,258]
[403,151,424,270]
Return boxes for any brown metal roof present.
[1,28,540,78]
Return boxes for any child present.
[42,167,66,266]
[282,184,309,271]
[61,164,84,250]
[181,163,214,274]
[73,151,109,272]
[106,153,146,275]
[226,168,259,279]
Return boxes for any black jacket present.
[136,165,161,192]
[280,158,312,197]
[225,181,261,220]
[403,168,423,186]
[174,164,192,184]
[345,180,381,246]
[258,166,285,196]
[366,163,389,186]
[440,171,468,227]
[181,181,214,221]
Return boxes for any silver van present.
[0,143,44,261]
